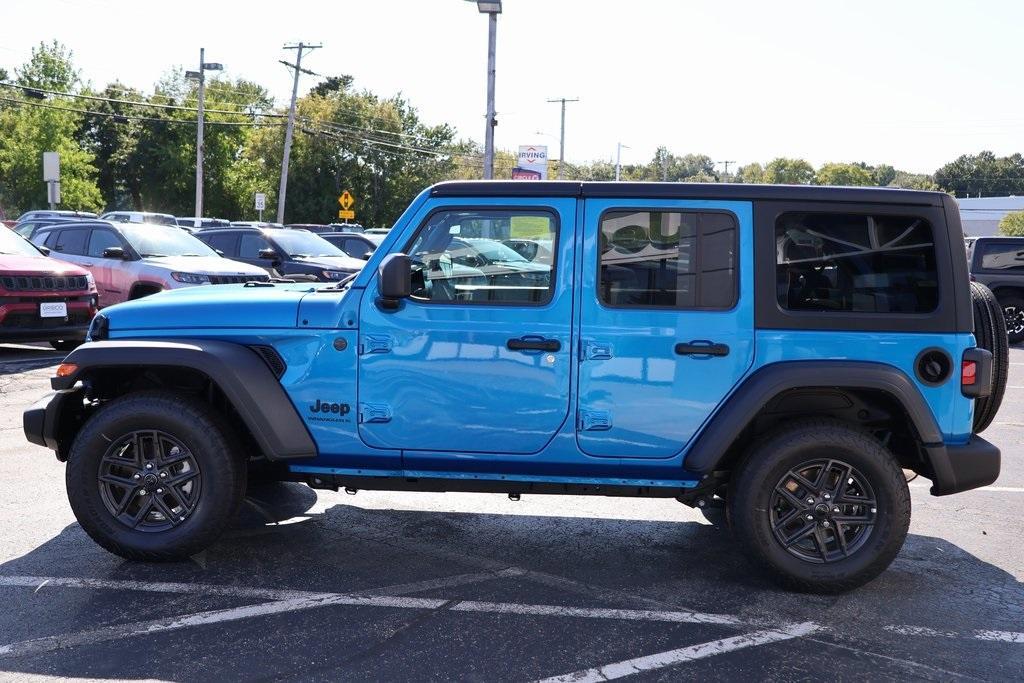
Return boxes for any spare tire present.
[970,281,1008,433]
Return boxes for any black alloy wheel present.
[769,459,876,564]
[98,430,202,532]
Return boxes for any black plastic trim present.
[430,181,947,206]
[924,436,999,496]
[50,339,317,460]
[753,201,968,333]
[683,360,943,474]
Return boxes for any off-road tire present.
[729,418,910,593]
[66,391,246,561]
[970,282,1008,433]
[998,294,1024,345]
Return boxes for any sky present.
[2,0,1023,175]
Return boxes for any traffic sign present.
[338,210,355,220]
[254,193,266,211]
[338,190,354,210]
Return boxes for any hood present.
[292,254,366,272]
[101,282,343,331]
[140,255,268,276]
[0,253,90,276]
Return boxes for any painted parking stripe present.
[450,600,741,625]
[535,622,819,682]
[886,625,1024,643]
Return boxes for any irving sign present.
[513,145,548,180]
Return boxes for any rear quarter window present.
[776,212,938,314]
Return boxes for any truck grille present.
[1,311,91,329]
[1,275,89,292]
[208,274,270,285]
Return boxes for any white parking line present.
[886,625,1024,643]
[534,622,819,682]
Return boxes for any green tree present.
[0,42,103,213]
[815,162,875,186]
[871,164,897,186]
[999,211,1024,237]
[935,151,1024,197]
[735,162,765,184]
[764,157,815,184]
[889,170,938,190]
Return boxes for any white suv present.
[32,221,269,306]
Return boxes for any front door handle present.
[675,340,730,357]
[507,336,561,352]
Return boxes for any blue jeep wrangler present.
[24,182,1007,592]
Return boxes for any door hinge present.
[582,340,613,361]
[359,334,393,355]
[578,409,612,431]
[358,402,393,424]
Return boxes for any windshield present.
[118,224,218,257]
[0,228,45,257]
[270,231,345,258]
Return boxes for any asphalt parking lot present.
[0,342,1022,681]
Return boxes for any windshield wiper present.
[141,253,167,257]
[181,253,204,257]
[290,253,310,258]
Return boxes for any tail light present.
[961,348,992,398]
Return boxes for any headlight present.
[321,270,352,281]
[171,272,212,285]
[84,272,96,289]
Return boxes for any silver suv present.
[31,221,269,306]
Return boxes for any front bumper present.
[23,389,82,459]
[0,300,96,343]
[924,436,1000,496]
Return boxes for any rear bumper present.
[924,436,1000,496]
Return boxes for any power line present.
[0,96,282,127]
[0,81,284,118]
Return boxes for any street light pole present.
[483,11,498,179]
[186,50,222,219]
[194,48,206,219]
[615,142,630,181]
[547,97,578,179]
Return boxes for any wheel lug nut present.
[806,498,814,504]
[138,490,147,496]
[822,521,830,528]
[805,514,814,521]
[823,493,831,500]
[156,488,163,494]
[145,463,153,470]
[159,472,167,478]
[133,474,141,480]
[833,507,840,513]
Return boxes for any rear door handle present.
[675,340,730,357]
[507,336,561,352]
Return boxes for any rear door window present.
[775,212,937,314]
[87,229,122,257]
[239,233,272,259]
[53,229,89,255]
[204,232,239,256]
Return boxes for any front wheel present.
[729,419,910,593]
[66,391,246,561]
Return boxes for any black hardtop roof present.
[430,181,948,207]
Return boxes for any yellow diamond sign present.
[338,190,354,211]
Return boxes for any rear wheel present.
[66,391,246,560]
[729,419,910,593]
[971,282,1008,432]
[999,295,1024,344]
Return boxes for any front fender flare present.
[683,361,943,474]
[52,339,317,460]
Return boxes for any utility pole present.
[718,160,736,183]
[547,97,578,179]
[277,42,321,224]
[615,142,629,182]
[186,49,222,219]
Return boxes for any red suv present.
[0,227,98,350]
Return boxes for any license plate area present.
[39,301,68,319]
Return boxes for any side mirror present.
[37,245,51,256]
[257,248,277,260]
[102,246,126,260]
[377,253,411,310]
[361,250,374,260]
